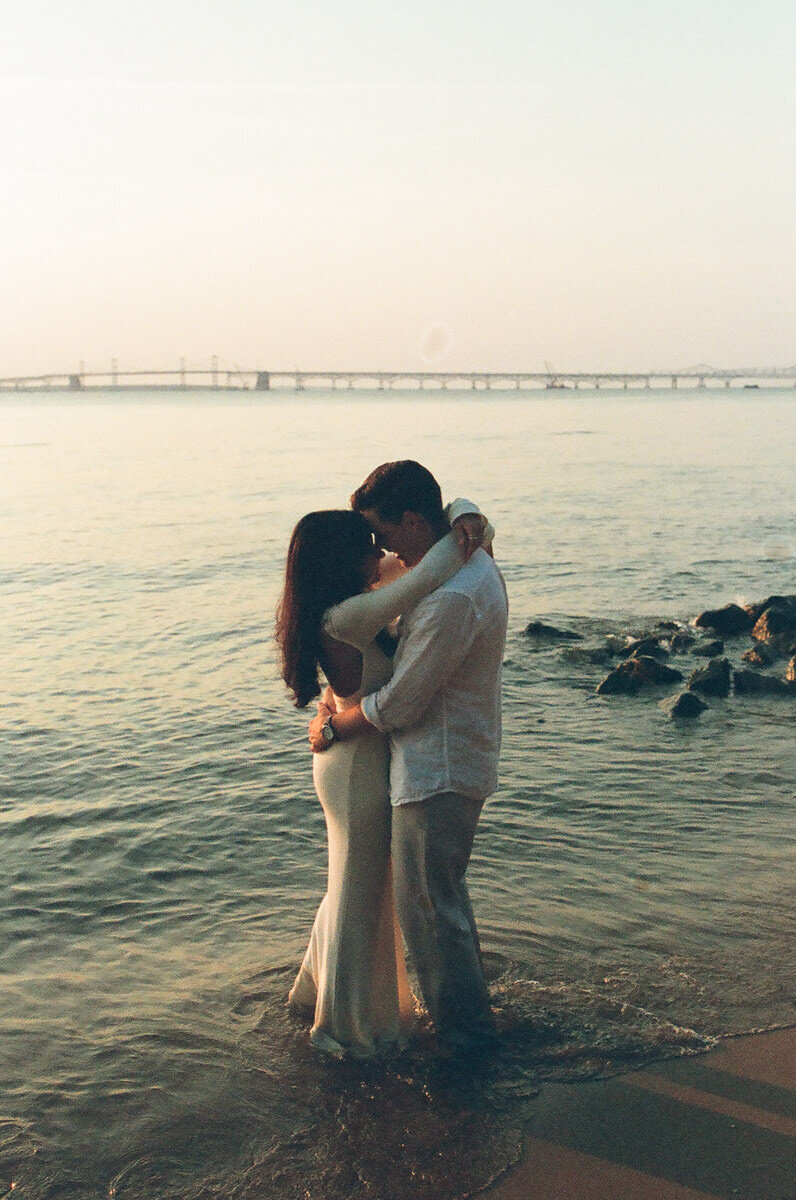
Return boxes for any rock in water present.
[627,637,669,658]
[523,620,583,641]
[688,657,732,697]
[660,691,709,719]
[751,597,796,656]
[693,603,754,637]
[670,630,696,653]
[605,635,631,655]
[630,656,684,684]
[596,656,683,694]
[733,670,794,697]
[693,639,724,657]
[744,595,790,623]
[596,664,642,695]
[741,646,774,668]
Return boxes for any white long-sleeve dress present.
[288,518,485,1058]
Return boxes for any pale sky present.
[2,0,794,375]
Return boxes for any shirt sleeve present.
[361,589,479,731]
[446,497,495,545]
[322,531,467,651]
[445,496,482,523]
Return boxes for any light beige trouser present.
[391,791,496,1052]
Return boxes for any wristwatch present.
[321,715,337,744]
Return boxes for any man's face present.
[360,508,428,567]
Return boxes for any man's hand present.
[308,699,371,751]
[309,702,333,752]
[452,512,490,561]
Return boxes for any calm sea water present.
[1,388,794,1199]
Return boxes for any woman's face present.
[362,543,384,587]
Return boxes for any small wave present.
[108,1156,197,1198]
[0,953,767,1200]
[195,960,715,1200]
[491,977,714,1082]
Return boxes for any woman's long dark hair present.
[275,509,375,707]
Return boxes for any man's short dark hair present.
[351,460,445,525]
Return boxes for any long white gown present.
[288,526,478,1058]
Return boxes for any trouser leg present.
[392,792,496,1051]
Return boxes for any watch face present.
[322,720,334,741]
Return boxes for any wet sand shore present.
[484,1027,795,1200]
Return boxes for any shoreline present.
[482,1026,795,1200]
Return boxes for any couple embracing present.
[276,461,508,1060]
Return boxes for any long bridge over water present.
[2,363,795,393]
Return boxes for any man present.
[309,460,508,1056]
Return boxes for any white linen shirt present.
[361,548,508,805]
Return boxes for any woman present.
[275,501,488,1058]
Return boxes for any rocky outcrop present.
[631,656,684,684]
[688,658,731,697]
[733,671,793,697]
[605,627,679,657]
[741,646,774,668]
[596,665,642,695]
[605,635,631,655]
[596,656,683,695]
[750,597,796,657]
[527,596,794,715]
[627,637,669,659]
[694,603,754,638]
[744,595,789,624]
[660,691,709,719]
[693,639,724,658]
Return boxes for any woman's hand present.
[375,551,406,586]
[452,512,490,560]
[309,702,332,752]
